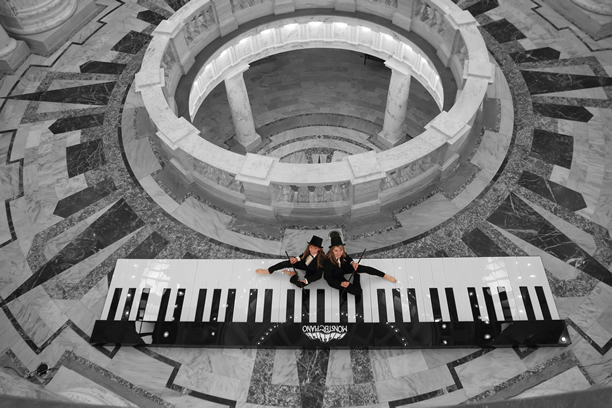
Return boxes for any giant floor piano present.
[90,257,570,348]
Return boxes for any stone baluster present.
[378,58,412,148]
[224,62,262,152]
[0,22,30,73]
[347,151,386,217]
[0,0,97,54]
[235,154,278,217]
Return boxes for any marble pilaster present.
[347,151,386,217]
[274,0,296,15]
[212,0,238,36]
[378,58,412,148]
[0,23,30,73]
[542,0,612,40]
[235,153,278,218]
[224,62,262,152]
[0,0,98,55]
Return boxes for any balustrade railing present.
[136,0,493,219]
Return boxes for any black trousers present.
[341,265,385,301]
[268,260,308,273]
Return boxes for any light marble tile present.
[271,348,300,386]
[370,357,393,381]
[550,165,570,186]
[0,204,13,246]
[409,387,469,407]
[161,388,228,408]
[451,170,494,210]
[0,163,21,201]
[556,296,588,319]
[139,175,179,214]
[585,321,612,349]
[523,65,595,76]
[174,363,249,402]
[6,294,56,346]
[569,282,612,331]
[0,368,69,402]
[326,349,353,386]
[54,173,88,200]
[46,366,137,407]
[396,194,460,236]
[0,241,32,299]
[105,347,175,396]
[455,349,527,398]
[387,350,428,378]
[123,138,162,180]
[471,130,511,174]
[375,365,455,403]
[170,197,232,240]
[568,337,612,384]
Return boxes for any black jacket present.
[323,254,355,290]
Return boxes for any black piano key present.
[497,287,513,321]
[430,288,442,322]
[137,288,150,320]
[467,287,480,321]
[262,289,273,323]
[286,289,295,322]
[482,287,497,322]
[157,288,171,321]
[392,288,403,322]
[121,288,136,321]
[408,288,418,322]
[195,289,207,321]
[535,286,552,320]
[377,288,388,322]
[340,291,349,323]
[172,289,186,322]
[355,293,364,323]
[209,289,222,322]
[445,288,459,322]
[520,286,536,320]
[317,289,325,323]
[225,289,236,322]
[302,289,310,323]
[107,288,122,320]
[247,289,257,323]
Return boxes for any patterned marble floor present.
[1,0,612,407]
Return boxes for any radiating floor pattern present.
[1,0,612,407]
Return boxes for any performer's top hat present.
[328,231,345,248]
[307,235,323,248]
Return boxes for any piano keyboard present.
[100,257,559,325]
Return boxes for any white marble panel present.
[271,349,300,386]
[105,347,175,396]
[375,365,455,402]
[326,349,353,386]
[396,194,460,236]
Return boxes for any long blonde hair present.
[326,244,347,263]
[302,244,324,268]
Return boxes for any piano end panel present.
[90,320,147,346]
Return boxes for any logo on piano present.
[302,325,348,343]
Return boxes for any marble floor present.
[1,0,612,407]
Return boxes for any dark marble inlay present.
[521,71,612,95]
[518,171,587,211]
[350,348,374,384]
[125,232,168,259]
[481,19,526,44]
[486,193,612,286]
[510,47,561,63]
[49,113,105,134]
[164,0,190,11]
[66,139,106,178]
[111,31,152,55]
[296,349,329,408]
[6,199,144,302]
[348,382,378,406]
[531,129,573,169]
[7,82,116,105]
[53,178,117,218]
[532,103,593,122]
[79,61,127,74]
[465,0,500,16]
[137,10,166,25]
[462,228,510,257]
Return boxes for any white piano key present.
[308,284,318,322]
[391,259,411,322]
[347,291,356,323]
[254,268,272,323]
[471,257,506,322]
[489,257,520,320]
[268,269,283,323]
[143,259,175,321]
[330,284,340,323]
[442,258,473,321]
[416,258,436,322]
[103,259,148,320]
[405,258,426,322]
[162,260,198,322]
[293,283,303,323]
[277,266,295,323]
[502,257,528,321]
[517,257,558,319]
[322,280,333,323]
[429,258,451,322]
[216,260,235,322]
[452,257,488,322]
[369,259,395,323]
[230,259,256,322]
[196,259,224,322]
[360,273,374,323]
[186,260,213,321]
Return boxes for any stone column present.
[378,58,412,148]
[0,0,98,55]
[0,23,30,73]
[224,62,262,153]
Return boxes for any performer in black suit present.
[323,231,396,301]
[256,235,324,288]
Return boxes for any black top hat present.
[307,235,323,248]
[328,231,345,248]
